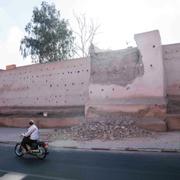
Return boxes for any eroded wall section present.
[0,58,90,107]
[86,30,166,123]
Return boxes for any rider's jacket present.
[24,124,39,140]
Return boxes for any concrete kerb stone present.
[1,140,180,153]
[0,141,17,145]
[48,145,180,153]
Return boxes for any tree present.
[20,1,74,63]
[73,13,100,57]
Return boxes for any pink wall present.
[0,58,90,107]
[163,43,180,96]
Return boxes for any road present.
[0,145,180,180]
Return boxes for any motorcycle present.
[14,138,49,160]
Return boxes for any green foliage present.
[20,1,74,63]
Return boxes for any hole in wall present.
[50,84,52,87]
[153,45,156,48]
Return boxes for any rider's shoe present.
[22,148,27,154]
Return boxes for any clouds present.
[0,0,180,69]
[0,26,32,69]
[53,0,180,50]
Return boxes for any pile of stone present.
[53,119,153,141]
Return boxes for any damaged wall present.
[87,30,165,103]
[0,30,170,130]
[86,30,166,128]
[90,47,144,86]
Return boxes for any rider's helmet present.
[29,119,34,125]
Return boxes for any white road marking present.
[0,172,26,180]
[0,169,75,180]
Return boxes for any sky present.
[0,0,180,69]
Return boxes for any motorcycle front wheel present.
[14,143,24,157]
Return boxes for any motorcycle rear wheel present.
[36,146,46,159]
[14,143,24,157]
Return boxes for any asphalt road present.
[0,145,180,180]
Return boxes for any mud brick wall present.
[0,58,90,107]
[163,43,180,96]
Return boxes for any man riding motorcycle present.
[21,119,39,152]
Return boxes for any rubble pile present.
[53,119,154,141]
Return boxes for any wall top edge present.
[0,57,89,72]
[162,42,180,47]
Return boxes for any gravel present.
[52,119,154,141]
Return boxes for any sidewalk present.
[1,127,180,153]
[0,128,54,144]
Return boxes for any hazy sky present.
[0,0,180,69]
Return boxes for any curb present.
[0,141,16,145]
[49,145,180,153]
[1,141,180,153]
